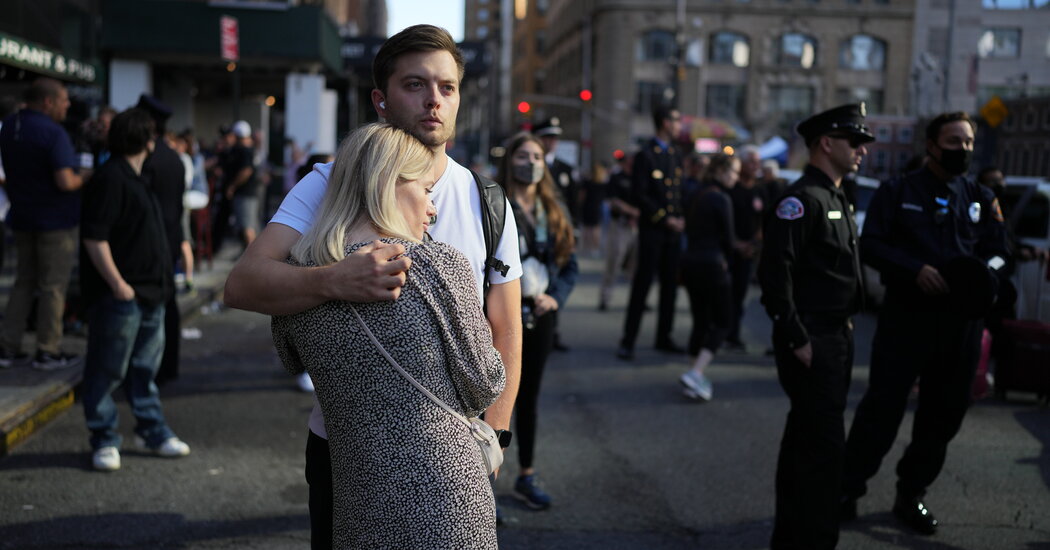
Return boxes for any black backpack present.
[469,169,510,298]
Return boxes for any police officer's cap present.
[135,94,173,121]
[939,256,999,319]
[796,103,875,145]
[533,117,563,138]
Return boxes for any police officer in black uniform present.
[841,112,1009,536]
[758,104,871,550]
[617,106,684,359]
[534,118,580,225]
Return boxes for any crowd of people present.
[0,21,1042,550]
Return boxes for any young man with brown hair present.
[224,25,522,549]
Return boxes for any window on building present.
[978,28,1022,58]
[836,87,884,113]
[777,33,818,68]
[875,126,891,143]
[770,85,814,133]
[840,35,887,70]
[477,26,488,39]
[637,81,671,113]
[706,84,747,124]
[983,0,1050,8]
[710,31,750,67]
[536,0,549,14]
[897,125,914,144]
[478,8,489,21]
[536,30,546,54]
[637,30,676,62]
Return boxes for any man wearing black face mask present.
[840,112,1009,536]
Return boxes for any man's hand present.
[322,240,411,302]
[532,293,558,316]
[793,342,813,368]
[224,224,411,315]
[665,216,685,233]
[113,281,135,301]
[916,264,950,295]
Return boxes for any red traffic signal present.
[517,101,531,114]
[579,89,592,101]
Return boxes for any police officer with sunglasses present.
[759,103,871,550]
[840,112,1009,536]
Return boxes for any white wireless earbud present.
[379,101,386,109]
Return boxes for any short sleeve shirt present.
[0,109,79,231]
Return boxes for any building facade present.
[913,0,1050,117]
[536,0,917,168]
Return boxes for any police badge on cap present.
[796,103,876,146]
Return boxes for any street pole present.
[942,0,955,112]
[671,0,685,109]
[232,64,240,122]
[581,11,593,174]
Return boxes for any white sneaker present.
[92,447,121,471]
[296,372,315,393]
[137,436,191,457]
[679,370,713,401]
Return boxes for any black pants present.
[516,309,556,470]
[771,316,853,550]
[843,304,982,501]
[211,192,232,251]
[726,255,753,344]
[156,290,180,383]
[620,226,681,349]
[681,260,732,356]
[305,431,333,550]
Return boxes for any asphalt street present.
[1,257,1048,549]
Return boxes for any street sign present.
[980,95,1008,128]
[221,16,239,62]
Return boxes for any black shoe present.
[552,336,569,352]
[0,348,29,368]
[616,345,634,360]
[839,497,858,523]
[893,494,938,535]
[654,340,685,354]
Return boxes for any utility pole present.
[581,11,593,173]
[670,0,686,109]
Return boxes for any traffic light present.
[579,89,592,102]
[517,101,531,114]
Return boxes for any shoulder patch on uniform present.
[991,198,1004,223]
[776,197,805,220]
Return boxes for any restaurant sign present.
[0,33,98,84]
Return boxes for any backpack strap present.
[469,169,510,300]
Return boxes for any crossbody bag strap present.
[347,305,472,430]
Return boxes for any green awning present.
[101,0,342,74]
[0,32,101,84]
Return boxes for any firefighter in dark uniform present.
[758,104,872,550]
[841,112,1009,536]
[617,106,684,359]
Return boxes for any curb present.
[0,278,228,457]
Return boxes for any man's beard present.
[387,110,454,148]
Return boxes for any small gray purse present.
[347,305,504,475]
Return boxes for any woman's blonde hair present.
[291,123,434,266]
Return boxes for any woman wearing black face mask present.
[496,132,578,511]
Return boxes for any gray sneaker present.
[32,351,82,371]
[679,370,713,401]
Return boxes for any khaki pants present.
[3,228,78,355]
[600,218,637,305]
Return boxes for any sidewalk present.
[0,244,242,456]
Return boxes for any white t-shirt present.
[270,156,523,439]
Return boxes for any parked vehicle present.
[1000,177,1050,323]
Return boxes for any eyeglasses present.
[828,133,869,149]
[934,196,949,225]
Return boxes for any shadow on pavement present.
[0,512,308,549]
[843,513,967,550]
[1014,408,1050,491]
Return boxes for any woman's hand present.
[532,293,558,316]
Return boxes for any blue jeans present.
[82,296,174,450]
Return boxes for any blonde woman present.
[271,123,505,549]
